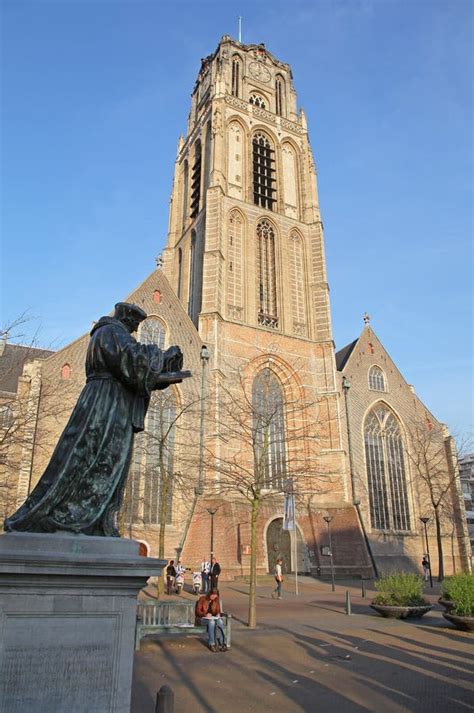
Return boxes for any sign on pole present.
[283,479,298,595]
[283,491,295,531]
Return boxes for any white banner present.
[283,492,295,530]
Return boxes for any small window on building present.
[153,290,161,304]
[368,366,386,391]
[249,93,266,109]
[368,342,375,354]
[61,363,71,380]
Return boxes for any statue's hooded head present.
[114,302,147,334]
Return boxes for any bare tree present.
[406,418,470,581]
[0,315,58,522]
[120,386,202,595]
[204,358,337,628]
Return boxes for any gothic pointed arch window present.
[177,248,183,299]
[190,140,202,219]
[249,93,266,108]
[181,159,189,230]
[275,75,285,116]
[252,132,276,210]
[231,54,242,97]
[140,317,166,348]
[369,365,386,392]
[282,142,299,218]
[256,219,278,329]
[252,368,287,490]
[188,230,197,319]
[126,389,177,526]
[364,404,411,531]
[227,209,244,321]
[289,230,306,336]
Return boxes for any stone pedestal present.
[0,532,165,713]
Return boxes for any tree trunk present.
[434,507,444,582]
[450,523,457,574]
[248,497,260,629]
[156,467,169,598]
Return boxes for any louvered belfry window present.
[253,132,276,210]
[257,219,278,329]
[190,140,202,219]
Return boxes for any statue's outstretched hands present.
[163,346,183,373]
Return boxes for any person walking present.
[210,556,221,590]
[422,555,430,582]
[271,558,283,599]
[166,559,176,595]
[201,556,211,593]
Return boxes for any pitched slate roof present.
[0,343,54,394]
[335,338,358,371]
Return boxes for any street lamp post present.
[420,516,433,588]
[323,515,335,592]
[197,345,210,495]
[207,507,217,556]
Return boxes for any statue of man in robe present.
[4,302,190,537]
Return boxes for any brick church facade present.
[1,36,470,579]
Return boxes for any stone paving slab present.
[132,579,474,713]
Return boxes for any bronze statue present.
[4,303,190,536]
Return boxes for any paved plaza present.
[132,577,474,713]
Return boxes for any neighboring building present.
[1,36,470,578]
[336,320,470,574]
[459,454,474,552]
[0,339,53,521]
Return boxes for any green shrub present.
[373,572,427,607]
[441,573,474,617]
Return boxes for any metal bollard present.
[361,579,366,598]
[345,590,352,616]
[156,684,174,713]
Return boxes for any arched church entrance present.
[266,518,291,574]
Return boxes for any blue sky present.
[1,0,472,438]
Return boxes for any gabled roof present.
[0,343,54,394]
[335,338,358,371]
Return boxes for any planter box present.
[442,612,474,632]
[370,603,432,619]
[438,597,455,611]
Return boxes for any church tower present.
[163,36,360,575]
[163,35,332,346]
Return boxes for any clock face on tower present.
[249,61,271,83]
